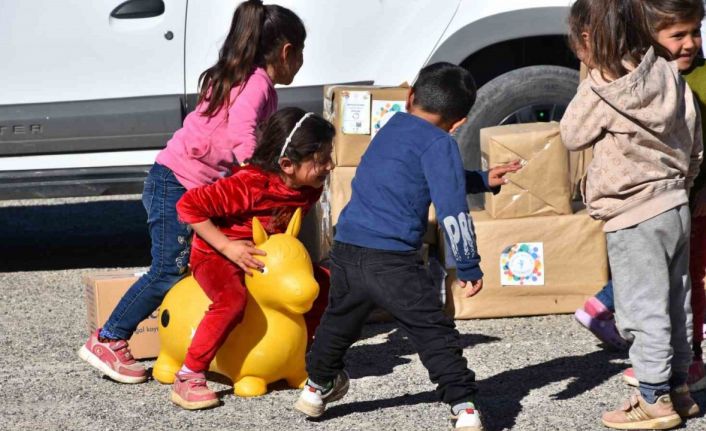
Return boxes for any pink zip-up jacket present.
[156,67,278,190]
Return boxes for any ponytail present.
[197,0,306,118]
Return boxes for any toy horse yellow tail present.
[153,208,319,396]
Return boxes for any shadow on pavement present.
[478,349,627,430]
[0,200,150,271]
[320,347,631,430]
[347,325,500,379]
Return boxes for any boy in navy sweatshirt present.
[294,63,520,431]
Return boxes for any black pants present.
[307,241,477,406]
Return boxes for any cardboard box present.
[83,271,160,359]
[324,85,409,167]
[443,210,608,319]
[480,122,572,218]
[299,200,330,264]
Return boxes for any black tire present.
[454,65,578,208]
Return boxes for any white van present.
[0,0,578,198]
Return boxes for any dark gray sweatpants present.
[607,205,693,385]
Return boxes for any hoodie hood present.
[589,47,682,135]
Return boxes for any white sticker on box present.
[341,91,371,135]
[500,242,544,286]
[371,100,406,137]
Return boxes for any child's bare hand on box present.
[456,279,483,298]
[488,160,523,187]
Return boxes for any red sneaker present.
[170,372,219,410]
[78,329,147,384]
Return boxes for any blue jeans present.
[101,163,191,340]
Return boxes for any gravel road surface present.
[1,196,704,430]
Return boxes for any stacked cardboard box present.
[302,85,437,263]
[83,271,160,359]
[443,209,608,318]
[442,119,608,319]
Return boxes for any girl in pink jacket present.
[79,0,306,387]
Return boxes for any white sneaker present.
[293,370,350,418]
[454,406,484,431]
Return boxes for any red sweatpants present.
[183,253,331,372]
[690,216,706,359]
[184,253,248,372]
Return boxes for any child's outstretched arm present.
[422,135,483,290]
[465,160,522,194]
[560,80,605,151]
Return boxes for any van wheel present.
[454,65,578,207]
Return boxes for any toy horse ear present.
[285,208,302,237]
[252,217,268,245]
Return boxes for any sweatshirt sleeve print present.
[422,136,483,281]
[560,79,605,151]
[176,174,251,224]
[227,74,273,164]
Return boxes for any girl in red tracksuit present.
[171,108,335,410]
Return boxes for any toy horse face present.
[246,208,319,314]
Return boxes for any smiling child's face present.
[656,19,702,71]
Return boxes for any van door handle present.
[111,0,165,19]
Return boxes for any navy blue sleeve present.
[465,170,500,195]
[422,136,483,281]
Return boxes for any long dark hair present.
[247,108,335,173]
[197,0,306,118]
[567,0,670,80]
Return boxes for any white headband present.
[279,112,315,158]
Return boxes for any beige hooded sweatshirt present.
[561,47,703,232]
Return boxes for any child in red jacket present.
[171,108,335,410]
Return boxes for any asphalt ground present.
[1,195,705,430]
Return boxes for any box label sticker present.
[500,242,544,285]
[371,100,406,137]
[341,91,371,135]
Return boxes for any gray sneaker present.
[293,370,350,418]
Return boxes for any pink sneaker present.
[622,367,639,387]
[78,329,147,384]
[170,372,219,410]
[574,297,629,350]
[687,359,706,392]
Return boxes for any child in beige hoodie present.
[561,0,702,429]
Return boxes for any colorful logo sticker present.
[371,100,406,137]
[500,242,544,286]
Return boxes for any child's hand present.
[221,240,267,275]
[488,160,523,187]
[456,279,483,298]
[693,188,706,217]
